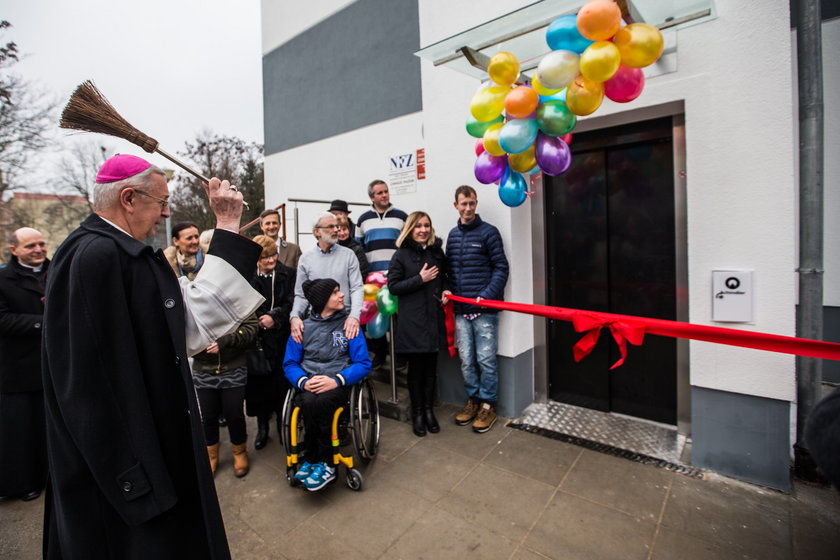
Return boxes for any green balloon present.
[536,100,576,137]
[466,114,504,138]
[376,286,399,317]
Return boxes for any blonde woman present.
[387,212,448,437]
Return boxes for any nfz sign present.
[390,153,415,171]
[388,149,425,195]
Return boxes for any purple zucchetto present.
[95,154,152,184]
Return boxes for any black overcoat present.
[387,238,448,354]
[0,256,48,393]
[41,215,259,559]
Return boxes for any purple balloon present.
[474,152,508,184]
[535,132,572,176]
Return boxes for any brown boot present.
[207,443,220,474]
[232,443,249,477]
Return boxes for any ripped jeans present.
[454,314,499,405]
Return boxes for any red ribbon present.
[443,300,457,358]
[446,295,840,365]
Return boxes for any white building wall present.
[263,1,836,406]
[261,0,356,54]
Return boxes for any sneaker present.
[293,461,314,481]
[303,463,336,491]
[455,399,480,426]
[472,403,497,433]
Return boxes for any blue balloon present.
[545,14,594,54]
[498,118,538,154]
[539,87,567,103]
[498,169,527,207]
[367,311,389,339]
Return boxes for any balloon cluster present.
[359,271,398,339]
[466,0,664,207]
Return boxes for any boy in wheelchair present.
[283,278,371,491]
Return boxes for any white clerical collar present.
[99,216,134,239]
[18,261,43,273]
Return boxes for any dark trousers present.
[0,391,47,496]
[296,386,348,464]
[197,386,247,445]
[404,352,438,410]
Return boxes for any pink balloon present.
[560,133,573,145]
[360,300,378,325]
[365,271,387,287]
[475,138,486,156]
[604,65,645,103]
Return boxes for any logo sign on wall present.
[388,149,425,195]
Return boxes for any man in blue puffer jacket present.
[442,185,509,433]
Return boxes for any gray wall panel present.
[263,0,421,155]
[691,387,791,491]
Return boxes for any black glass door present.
[545,117,676,424]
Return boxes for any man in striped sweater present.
[356,180,407,368]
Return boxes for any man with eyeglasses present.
[41,154,263,559]
[290,212,363,345]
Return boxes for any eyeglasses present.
[134,190,170,210]
[317,224,339,230]
[259,254,278,260]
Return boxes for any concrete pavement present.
[3,405,840,559]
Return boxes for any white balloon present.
[537,50,580,90]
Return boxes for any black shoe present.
[424,406,440,433]
[371,353,385,369]
[254,417,270,450]
[411,409,427,437]
[21,489,41,502]
[218,415,227,427]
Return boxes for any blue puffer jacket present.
[445,215,509,315]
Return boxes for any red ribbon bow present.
[571,313,646,369]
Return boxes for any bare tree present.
[169,130,264,232]
[0,21,57,199]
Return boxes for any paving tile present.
[789,482,840,559]
[525,491,655,560]
[224,513,291,560]
[383,505,516,560]
[560,448,672,521]
[0,495,43,560]
[312,483,433,557]
[424,412,511,461]
[510,546,554,560]
[661,473,791,559]
[438,462,555,541]
[270,522,371,560]
[372,440,481,501]
[483,428,582,487]
[650,526,725,560]
[376,415,423,462]
[237,478,331,537]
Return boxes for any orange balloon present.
[504,86,539,118]
[614,23,664,68]
[576,0,622,42]
[566,75,604,116]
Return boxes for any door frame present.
[530,101,690,435]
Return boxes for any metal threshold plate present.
[511,401,703,477]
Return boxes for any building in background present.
[261,0,839,490]
[0,192,90,264]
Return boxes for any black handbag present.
[246,337,273,376]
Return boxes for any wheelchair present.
[281,377,380,491]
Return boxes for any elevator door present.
[545,117,676,425]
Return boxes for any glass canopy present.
[415,0,715,79]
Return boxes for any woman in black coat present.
[247,236,296,449]
[387,211,448,437]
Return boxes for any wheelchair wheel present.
[346,468,364,491]
[350,379,380,461]
[281,389,305,478]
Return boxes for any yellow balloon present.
[470,85,509,122]
[579,41,621,83]
[364,283,381,302]
[508,144,536,173]
[483,123,506,156]
[531,73,561,96]
[614,23,664,68]
[566,75,604,116]
[488,51,521,86]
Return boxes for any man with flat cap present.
[42,154,263,559]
